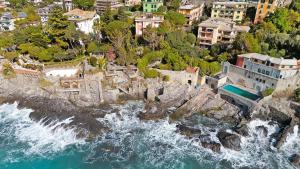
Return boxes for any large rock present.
[201,141,221,153]
[289,154,300,167]
[255,125,268,137]
[176,124,201,138]
[233,124,249,136]
[217,131,241,151]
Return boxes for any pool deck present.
[218,84,261,110]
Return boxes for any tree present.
[267,8,300,33]
[45,6,72,48]
[233,33,261,53]
[8,0,26,8]
[165,11,186,26]
[168,0,181,10]
[143,26,161,50]
[104,21,131,65]
[73,0,95,10]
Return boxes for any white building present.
[64,8,100,34]
[125,0,141,6]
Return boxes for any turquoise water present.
[223,85,260,101]
[0,102,299,169]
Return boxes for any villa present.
[64,8,100,34]
[143,0,163,13]
[95,0,123,14]
[222,53,300,92]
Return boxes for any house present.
[143,0,163,13]
[135,13,164,35]
[197,18,250,48]
[178,1,204,25]
[64,8,100,34]
[211,1,248,22]
[222,53,300,92]
[0,0,6,8]
[95,0,123,14]
[125,0,141,6]
[254,0,279,24]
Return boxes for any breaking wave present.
[0,102,85,162]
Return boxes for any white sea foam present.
[0,102,85,157]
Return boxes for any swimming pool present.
[222,84,260,101]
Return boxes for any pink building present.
[135,13,164,36]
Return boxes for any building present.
[125,0,141,6]
[64,8,100,34]
[178,2,204,25]
[143,0,163,12]
[64,0,73,12]
[222,53,300,92]
[0,12,14,31]
[197,18,250,47]
[211,1,248,22]
[135,13,164,36]
[0,0,6,8]
[157,67,200,87]
[38,4,60,24]
[95,0,123,14]
[254,0,278,24]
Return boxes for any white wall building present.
[64,8,100,34]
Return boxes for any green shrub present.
[89,56,98,67]
[143,69,159,78]
[261,88,274,97]
[2,63,15,78]
[162,75,170,81]
[294,88,300,102]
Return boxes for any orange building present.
[254,0,278,24]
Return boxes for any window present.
[214,10,217,12]
[290,65,293,68]
[272,83,274,86]
[266,71,270,75]
[271,63,274,66]
[256,78,259,81]
[259,79,262,82]
[281,65,285,68]
[280,75,283,78]
[248,75,250,78]
[244,65,247,69]
[254,59,258,62]
[263,80,266,83]
[262,69,265,74]
[258,68,261,73]
[237,11,240,14]
[262,61,266,64]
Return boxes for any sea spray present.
[0,102,85,162]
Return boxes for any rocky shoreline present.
[0,74,299,167]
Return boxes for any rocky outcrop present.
[255,125,268,137]
[201,141,221,153]
[217,131,241,151]
[176,124,201,138]
[233,124,249,137]
[289,154,300,167]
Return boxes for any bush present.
[294,88,300,102]
[2,63,15,78]
[89,56,98,67]
[143,69,159,78]
[261,88,274,97]
[162,75,170,81]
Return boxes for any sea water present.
[0,101,299,169]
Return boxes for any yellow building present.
[178,2,204,25]
[254,0,278,24]
[211,1,248,22]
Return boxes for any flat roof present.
[239,53,298,66]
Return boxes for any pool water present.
[223,85,260,101]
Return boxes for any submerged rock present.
[255,125,268,137]
[176,124,201,138]
[289,154,300,167]
[201,141,221,153]
[233,124,249,137]
[217,131,241,151]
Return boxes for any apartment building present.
[254,0,278,24]
[211,1,248,22]
[143,0,163,12]
[222,53,300,92]
[135,13,164,35]
[125,0,141,6]
[178,2,204,25]
[197,18,250,47]
[95,0,123,14]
